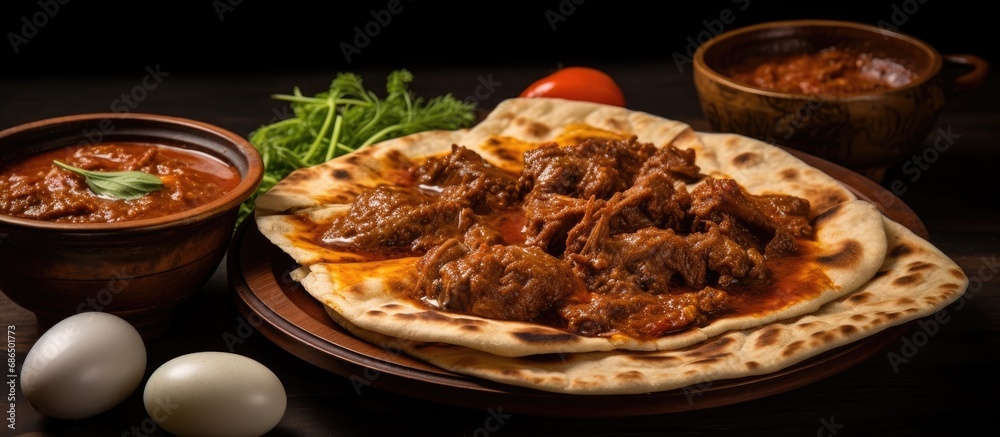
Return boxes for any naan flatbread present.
[256,98,887,357]
[289,196,885,357]
[320,217,966,395]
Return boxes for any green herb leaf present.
[53,160,164,200]
[238,69,477,225]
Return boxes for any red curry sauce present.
[726,46,917,95]
[0,142,240,223]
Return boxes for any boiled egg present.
[20,311,147,419]
[143,351,286,437]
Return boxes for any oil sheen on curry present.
[295,127,834,341]
[0,142,240,223]
[725,46,917,95]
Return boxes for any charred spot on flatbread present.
[732,151,763,167]
[870,270,891,281]
[685,337,738,359]
[812,203,845,226]
[907,261,936,272]
[938,282,963,293]
[840,324,859,338]
[605,118,627,131]
[754,326,783,348]
[781,340,806,358]
[849,292,873,303]
[512,117,551,138]
[889,244,913,258]
[614,371,645,382]
[816,240,864,268]
[949,268,967,280]
[511,330,582,345]
[893,274,922,286]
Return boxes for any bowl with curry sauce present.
[0,113,263,339]
[692,19,989,181]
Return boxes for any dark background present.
[1,0,994,78]
[1,2,998,435]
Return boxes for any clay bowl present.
[693,19,989,181]
[0,113,263,340]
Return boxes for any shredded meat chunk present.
[639,142,702,181]
[558,286,729,338]
[322,185,467,253]
[415,144,521,212]
[568,225,765,293]
[522,191,590,255]
[520,137,658,200]
[415,239,584,321]
[690,178,813,256]
[323,136,815,339]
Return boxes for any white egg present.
[143,351,286,437]
[20,311,147,419]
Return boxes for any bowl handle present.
[942,54,990,94]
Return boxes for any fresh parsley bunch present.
[239,69,477,225]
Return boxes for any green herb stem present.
[325,114,345,162]
[270,95,372,107]
[303,92,339,163]
[237,69,477,227]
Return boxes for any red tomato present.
[519,66,625,106]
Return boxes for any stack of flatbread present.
[254,98,968,395]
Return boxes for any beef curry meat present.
[322,137,817,340]
[726,46,917,95]
[0,142,240,223]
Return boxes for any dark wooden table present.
[1,62,997,436]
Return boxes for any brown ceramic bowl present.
[693,19,989,181]
[0,113,263,339]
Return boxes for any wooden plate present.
[228,148,928,418]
